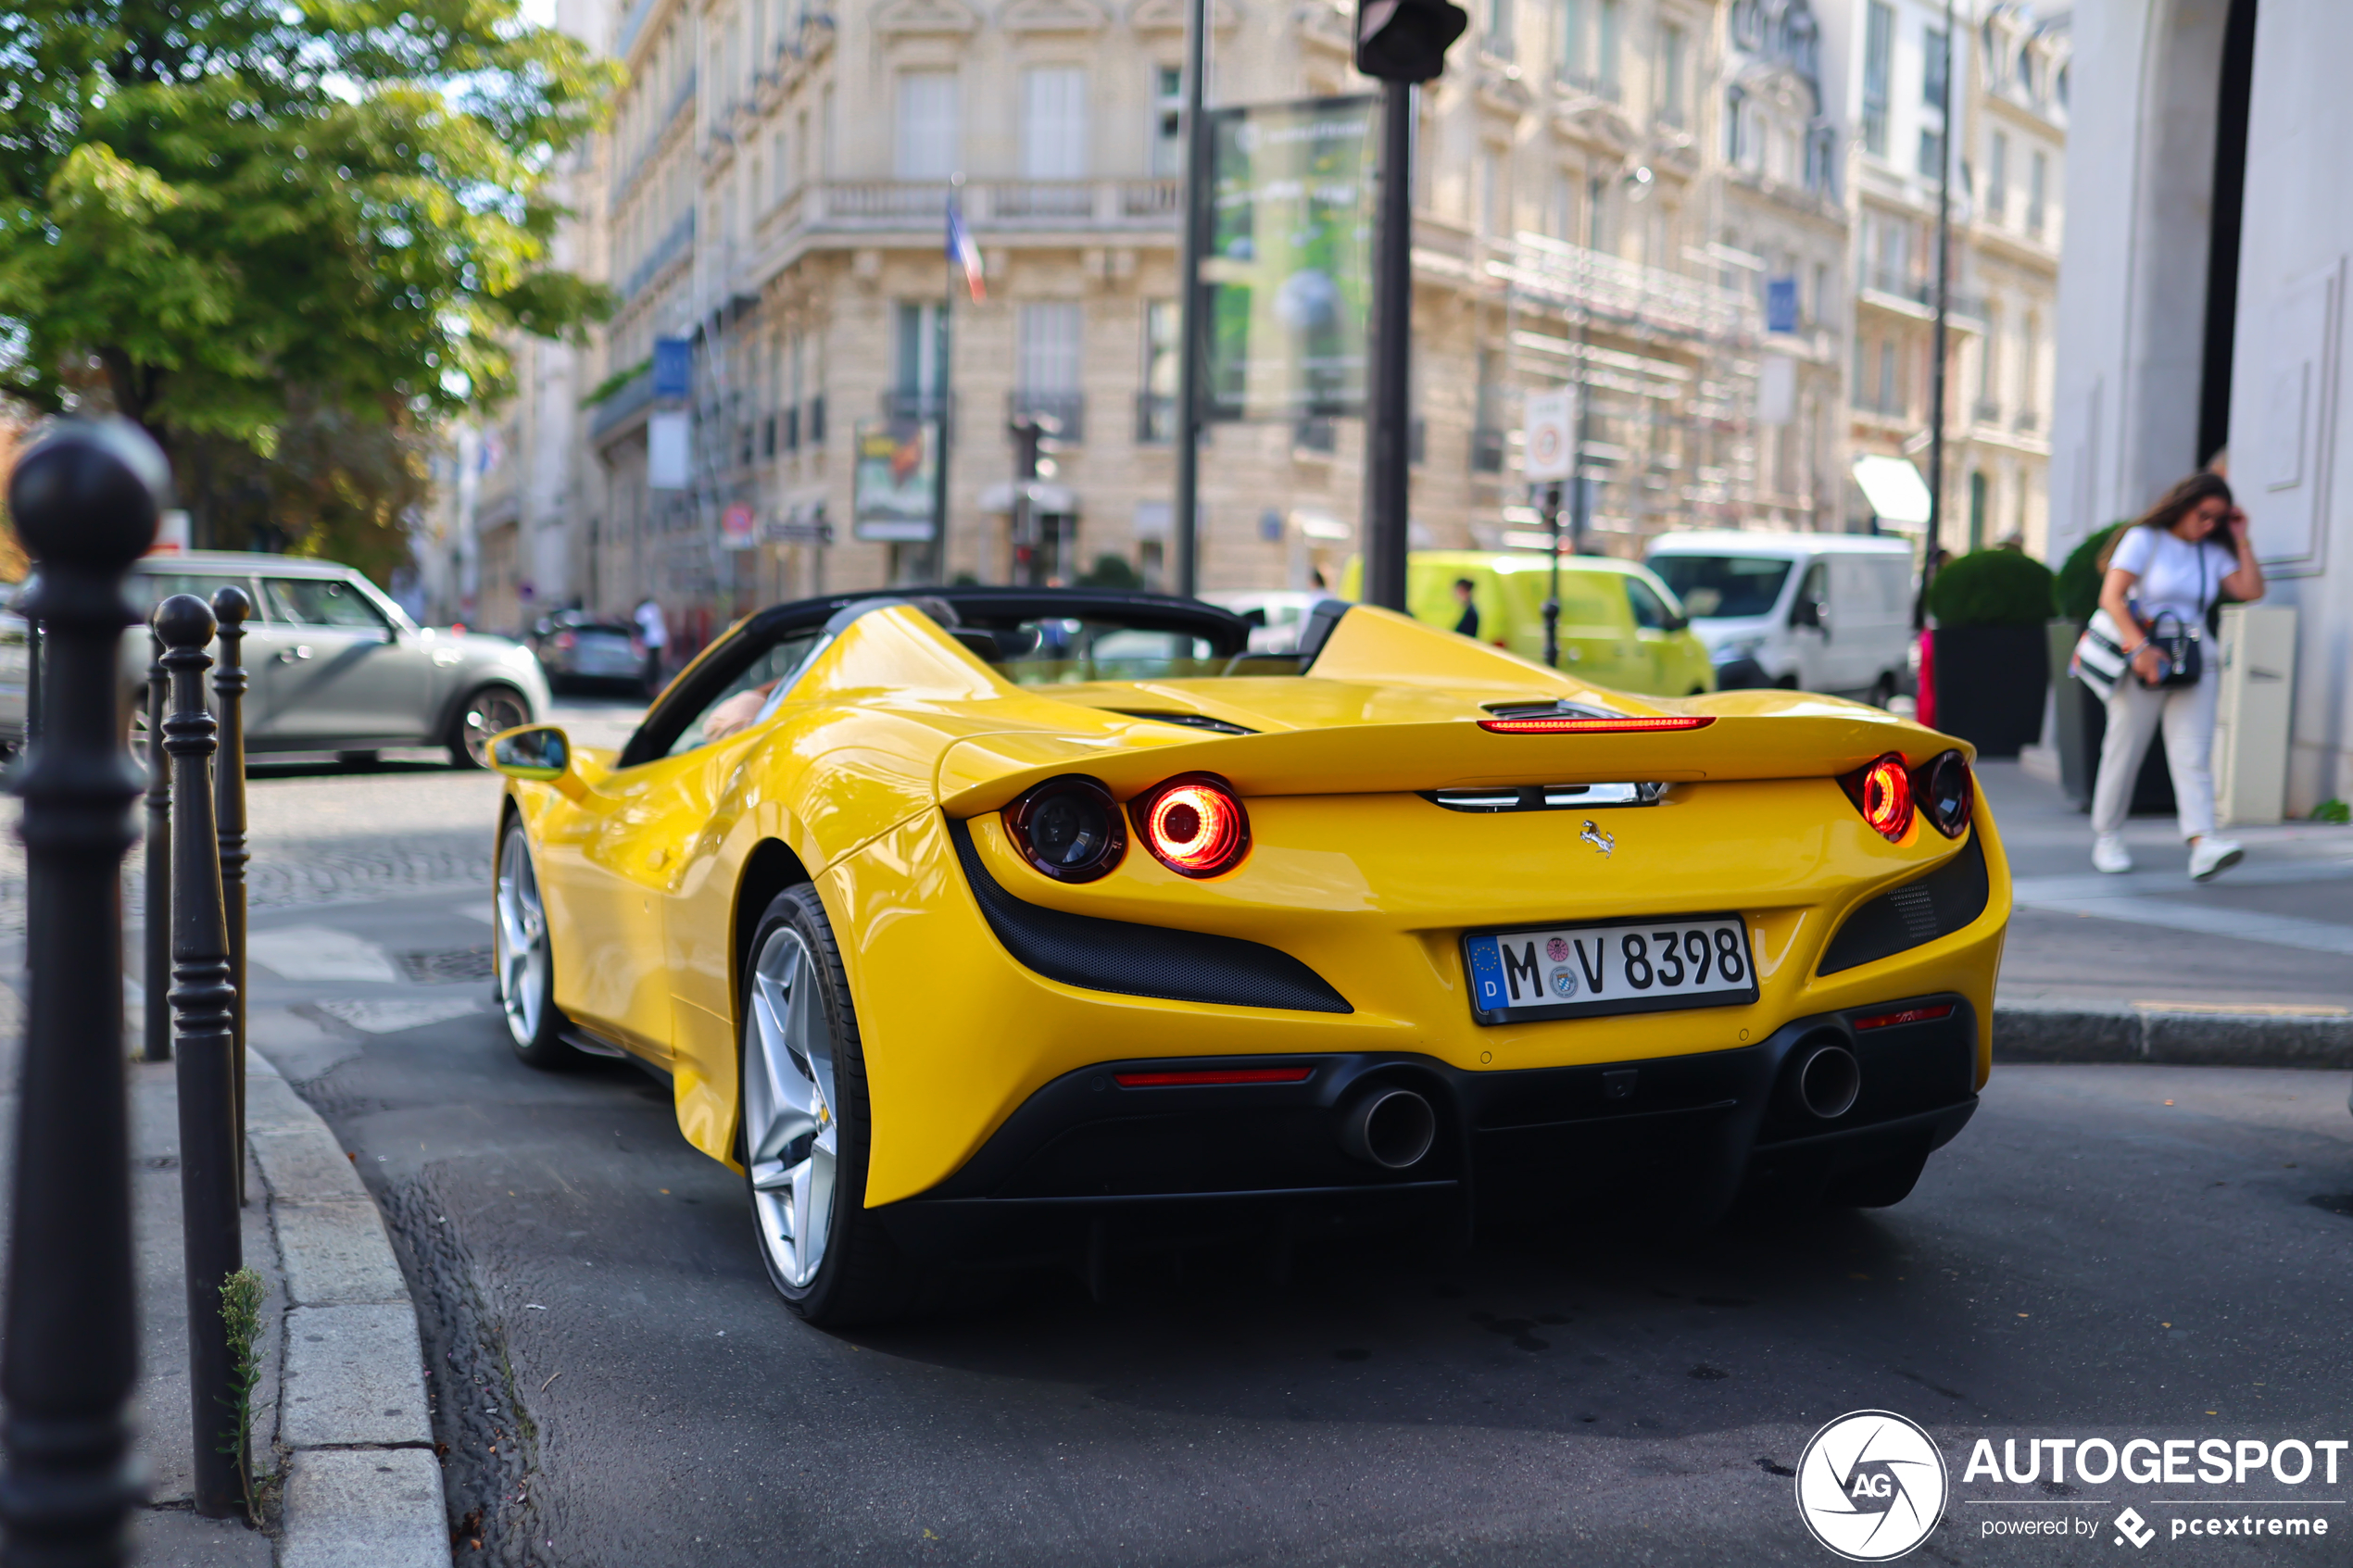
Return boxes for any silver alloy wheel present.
[742,925,838,1290]
[496,827,548,1047]
[461,688,531,767]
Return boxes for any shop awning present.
[1851,455,1932,527]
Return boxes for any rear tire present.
[495,818,579,1068]
[738,885,921,1326]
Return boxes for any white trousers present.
[2090,673,2219,840]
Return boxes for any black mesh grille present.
[947,817,1353,1013]
[1818,833,1991,976]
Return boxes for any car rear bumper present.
[871,997,1978,1266]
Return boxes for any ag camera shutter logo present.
[1796,1410,1949,1561]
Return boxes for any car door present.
[1554,569,1637,686]
[1620,572,1687,695]
[539,629,822,1058]
[250,574,435,744]
[1786,558,1832,690]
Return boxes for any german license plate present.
[1464,914,1758,1024]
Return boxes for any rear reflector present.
[1853,1003,1957,1031]
[1478,715,1716,735]
[1113,1067,1315,1088]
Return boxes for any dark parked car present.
[530,611,648,693]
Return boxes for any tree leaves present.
[0,0,619,555]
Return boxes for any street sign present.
[648,412,690,490]
[720,503,756,550]
[652,337,692,399]
[1766,276,1799,334]
[1522,386,1577,482]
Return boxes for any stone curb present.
[1994,1005,2353,1069]
[245,1050,451,1568]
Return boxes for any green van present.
[1341,550,1716,696]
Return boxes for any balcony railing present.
[1972,397,2002,424]
[790,179,1184,233]
[1485,231,1759,345]
[1009,389,1086,445]
[2014,407,2041,433]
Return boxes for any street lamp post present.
[1925,0,1956,594]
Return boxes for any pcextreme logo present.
[1796,1410,1951,1562]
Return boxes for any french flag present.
[946,199,986,302]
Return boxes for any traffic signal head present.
[1355,0,1467,82]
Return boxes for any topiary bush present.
[2055,522,2126,623]
[1926,547,2057,629]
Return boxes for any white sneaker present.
[2189,837,2245,882]
[2092,834,2133,873]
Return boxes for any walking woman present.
[2090,472,2265,878]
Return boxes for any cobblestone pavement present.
[0,697,641,935]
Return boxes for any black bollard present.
[143,628,171,1064]
[0,419,166,1567]
[20,608,41,747]
[208,587,249,1204]
[156,593,245,1519]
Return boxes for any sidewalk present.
[0,986,450,1568]
[1980,759,2353,1066]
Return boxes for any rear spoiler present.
[937,705,1968,817]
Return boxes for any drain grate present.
[397,947,496,985]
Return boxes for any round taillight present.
[1857,752,1914,842]
[1005,776,1125,882]
[1133,773,1250,878]
[1917,749,1973,838]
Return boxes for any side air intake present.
[1817,834,1990,976]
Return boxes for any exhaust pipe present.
[1793,1042,1862,1120]
[1339,1085,1437,1170]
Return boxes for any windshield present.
[965,618,1302,684]
[1646,555,1793,619]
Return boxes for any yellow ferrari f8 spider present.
[487,588,2008,1324]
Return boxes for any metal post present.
[1363,79,1416,612]
[1570,175,1602,558]
[931,187,959,585]
[209,588,250,1206]
[1924,0,1955,596]
[156,593,245,1520]
[1541,481,1563,668]
[21,612,41,747]
[1170,0,1211,598]
[1,417,167,1568]
[143,633,171,1064]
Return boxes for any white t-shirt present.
[2110,526,2234,630]
[634,600,668,648]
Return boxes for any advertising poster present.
[852,420,937,542]
[1202,94,1378,423]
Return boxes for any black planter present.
[2047,620,2176,815]
[1931,624,2048,757]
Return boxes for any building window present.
[1878,340,1899,415]
[894,70,958,180]
[1017,301,1085,440]
[892,302,943,418]
[1968,470,1987,549]
[1139,299,1178,442]
[1658,22,1685,126]
[1485,0,1514,59]
[1022,67,1088,180]
[1917,127,1944,181]
[1477,152,1500,234]
[1597,0,1622,97]
[1923,26,1948,107]
[2027,149,2047,236]
[1558,0,1584,81]
[1151,65,1184,177]
[1985,131,2007,220]
[1861,1,1892,157]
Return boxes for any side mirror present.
[488,724,570,782]
[1663,611,1690,633]
[1790,596,1823,630]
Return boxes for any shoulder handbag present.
[2070,608,2129,702]
[2142,545,2212,688]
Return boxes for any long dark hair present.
[2097,471,2234,571]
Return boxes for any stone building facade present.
[1821,0,2067,555]
[441,0,1869,637]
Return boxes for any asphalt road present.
[245,884,2353,1567]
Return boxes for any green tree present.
[0,0,616,555]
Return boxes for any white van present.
[1643,532,1916,702]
